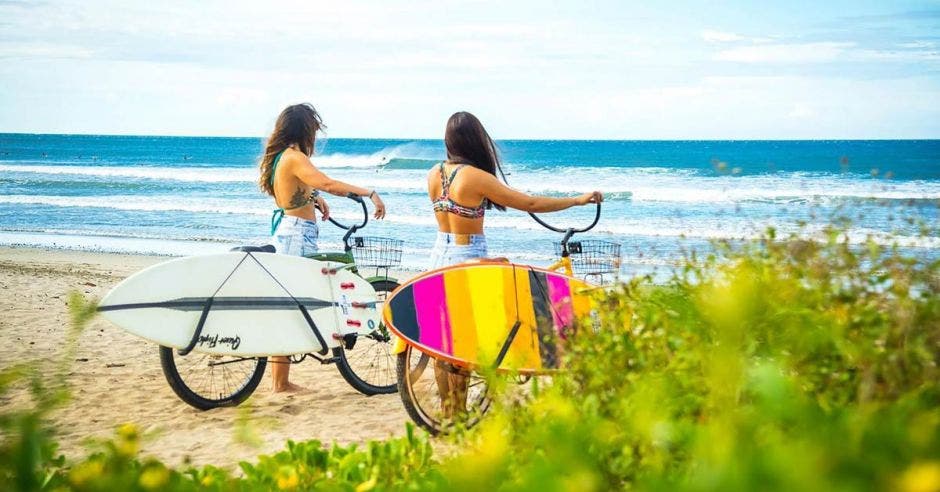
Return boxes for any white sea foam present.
[0,164,257,183]
[2,194,935,249]
[4,162,939,204]
[0,195,271,215]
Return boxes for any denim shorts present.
[272,216,319,257]
[429,232,488,268]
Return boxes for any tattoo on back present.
[289,187,309,208]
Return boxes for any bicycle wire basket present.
[554,239,622,276]
[351,236,404,268]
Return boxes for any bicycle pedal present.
[319,357,340,365]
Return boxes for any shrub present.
[1,228,937,491]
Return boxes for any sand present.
[0,246,415,469]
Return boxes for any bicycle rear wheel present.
[396,344,490,435]
[335,279,399,395]
[159,347,267,410]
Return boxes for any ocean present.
[1,134,938,276]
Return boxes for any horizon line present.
[1,131,939,142]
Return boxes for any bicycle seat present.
[230,244,276,253]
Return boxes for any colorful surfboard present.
[383,262,595,373]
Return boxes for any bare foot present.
[273,382,306,393]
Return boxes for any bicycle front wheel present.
[159,346,267,410]
[335,279,399,395]
[396,344,490,435]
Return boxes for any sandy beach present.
[0,246,414,469]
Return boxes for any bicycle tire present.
[335,279,400,395]
[396,344,490,435]
[159,346,267,411]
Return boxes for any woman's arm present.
[293,155,386,219]
[475,171,602,213]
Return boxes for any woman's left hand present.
[315,195,330,221]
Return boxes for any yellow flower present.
[117,422,138,439]
[115,422,140,457]
[277,466,300,490]
[69,460,104,487]
[115,437,140,457]
[900,462,940,492]
[139,465,170,490]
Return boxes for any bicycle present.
[395,202,621,434]
[159,194,402,410]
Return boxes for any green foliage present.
[238,424,438,490]
[1,228,938,491]
[437,228,940,491]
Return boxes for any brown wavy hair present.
[259,103,325,196]
[444,111,505,211]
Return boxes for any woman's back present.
[271,148,318,222]
[428,162,488,235]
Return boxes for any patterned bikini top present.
[431,162,486,219]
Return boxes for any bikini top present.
[269,149,319,234]
[431,162,486,219]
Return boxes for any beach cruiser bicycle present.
[159,194,402,410]
[395,202,621,434]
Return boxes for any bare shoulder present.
[460,165,498,184]
[283,148,313,169]
[427,163,443,182]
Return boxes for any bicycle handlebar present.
[527,201,602,235]
[318,193,368,232]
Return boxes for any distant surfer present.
[259,102,387,393]
[425,111,602,417]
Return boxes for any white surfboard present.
[99,252,379,357]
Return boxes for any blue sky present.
[0,1,938,139]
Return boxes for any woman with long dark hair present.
[428,111,601,415]
[260,103,386,392]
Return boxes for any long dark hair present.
[259,103,325,196]
[444,111,505,211]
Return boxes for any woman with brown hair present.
[428,111,602,416]
[260,103,386,392]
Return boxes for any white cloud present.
[701,30,745,43]
[787,103,816,119]
[852,48,940,61]
[0,42,94,59]
[714,42,854,63]
[898,41,935,49]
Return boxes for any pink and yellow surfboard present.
[383,262,594,373]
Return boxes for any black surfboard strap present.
[492,264,525,369]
